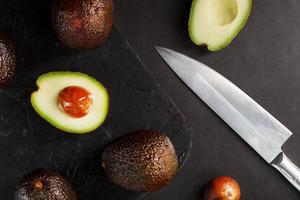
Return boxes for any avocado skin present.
[102,130,179,192]
[51,0,113,50]
[0,32,16,88]
[14,169,77,200]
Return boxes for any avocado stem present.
[101,161,106,169]
[34,180,43,190]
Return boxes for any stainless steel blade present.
[156,46,292,163]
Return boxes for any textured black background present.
[0,1,192,199]
[114,0,300,199]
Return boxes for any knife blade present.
[155,46,300,191]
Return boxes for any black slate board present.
[0,1,192,199]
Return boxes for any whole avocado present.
[14,169,77,200]
[0,32,16,88]
[102,130,179,192]
[51,0,113,49]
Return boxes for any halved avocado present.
[189,0,252,51]
[31,72,109,134]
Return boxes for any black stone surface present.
[114,0,300,199]
[0,1,192,199]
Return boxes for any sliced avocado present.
[14,169,77,200]
[189,0,252,51]
[31,72,109,134]
[102,130,179,192]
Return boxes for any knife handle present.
[272,152,300,191]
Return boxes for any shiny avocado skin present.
[51,0,113,50]
[102,131,179,192]
[14,169,77,200]
[0,32,16,88]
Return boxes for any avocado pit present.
[57,86,93,118]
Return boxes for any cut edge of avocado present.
[31,71,109,134]
[188,0,252,51]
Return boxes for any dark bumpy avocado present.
[102,130,179,192]
[51,0,113,50]
[0,32,16,87]
[14,169,77,200]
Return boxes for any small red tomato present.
[204,176,241,200]
[57,86,93,118]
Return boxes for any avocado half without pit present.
[31,72,109,134]
[189,0,252,51]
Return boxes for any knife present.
[155,46,300,191]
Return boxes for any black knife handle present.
[272,152,300,191]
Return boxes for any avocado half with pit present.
[31,72,109,134]
[189,0,252,51]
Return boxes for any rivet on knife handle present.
[272,153,300,191]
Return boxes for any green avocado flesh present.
[31,72,109,134]
[189,0,252,51]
